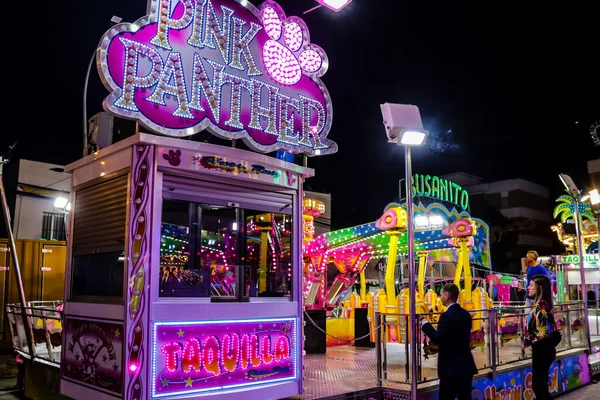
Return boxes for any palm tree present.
[553,195,595,223]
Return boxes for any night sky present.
[9,0,598,229]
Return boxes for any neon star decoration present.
[152,318,296,398]
[97,0,335,156]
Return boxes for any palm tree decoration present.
[553,195,595,223]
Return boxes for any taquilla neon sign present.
[97,0,336,156]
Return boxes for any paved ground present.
[0,345,21,400]
[2,380,598,399]
[556,381,600,399]
[0,344,597,400]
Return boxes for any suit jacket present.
[422,303,477,379]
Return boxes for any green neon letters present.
[412,174,469,211]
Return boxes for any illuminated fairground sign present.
[411,174,469,211]
[97,0,336,156]
[151,318,297,398]
[553,254,599,265]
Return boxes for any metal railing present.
[375,301,589,386]
[5,301,63,366]
[589,298,600,346]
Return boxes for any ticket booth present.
[59,0,336,397]
[60,135,312,399]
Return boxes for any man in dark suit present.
[421,283,477,400]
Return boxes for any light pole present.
[381,103,428,399]
[559,173,591,352]
[586,189,600,246]
[83,15,123,156]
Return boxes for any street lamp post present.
[83,15,123,156]
[381,103,428,399]
[588,189,600,247]
[403,144,417,391]
[559,174,591,353]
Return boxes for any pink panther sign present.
[97,0,336,156]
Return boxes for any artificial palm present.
[553,195,595,223]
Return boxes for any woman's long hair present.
[531,274,553,309]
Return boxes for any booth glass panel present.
[199,204,237,297]
[244,209,292,299]
[160,200,238,298]
[159,198,293,300]
[71,251,124,302]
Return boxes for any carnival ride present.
[160,223,236,297]
[302,201,493,346]
[551,194,598,254]
[246,212,292,295]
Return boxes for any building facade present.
[442,172,559,271]
[8,159,71,241]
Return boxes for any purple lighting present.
[129,363,138,372]
[260,3,326,86]
[97,0,337,156]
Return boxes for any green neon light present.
[412,174,469,211]
[556,254,599,264]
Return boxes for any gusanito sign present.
[412,174,469,211]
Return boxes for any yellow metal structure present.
[0,239,66,342]
[374,206,408,306]
[253,213,272,294]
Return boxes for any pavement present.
[0,347,597,400]
[556,381,600,399]
[0,352,22,400]
[1,381,598,399]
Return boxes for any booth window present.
[244,209,292,297]
[160,198,292,300]
[41,212,66,241]
[71,252,124,301]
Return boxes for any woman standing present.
[522,274,556,400]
